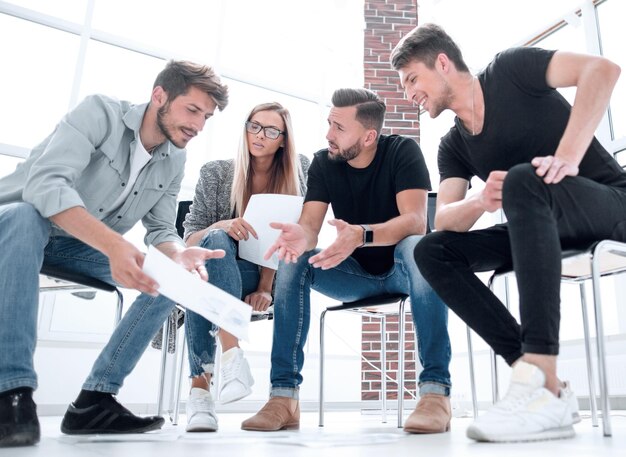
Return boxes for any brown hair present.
[153,60,229,111]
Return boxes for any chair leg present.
[156,321,171,415]
[113,288,124,326]
[380,315,387,424]
[579,282,598,427]
[397,299,406,428]
[466,326,478,418]
[171,325,186,426]
[591,247,612,437]
[488,275,510,403]
[319,309,328,427]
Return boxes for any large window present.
[0,0,363,191]
[0,13,80,150]
[418,0,623,187]
[0,1,363,357]
[597,0,626,142]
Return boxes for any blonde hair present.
[230,102,302,216]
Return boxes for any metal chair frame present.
[486,240,626,437]
[39,265,124,327]
[319,293,409,428]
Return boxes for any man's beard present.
[156,102,184,148]
[328,140,361,162]
[428,79,454,119]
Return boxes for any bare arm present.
[369,188,428,243]
[186,217,259,246]
[436,171,509,232]
[50,206,159,294]
[309,189,428,270]
[533,51,621,183]
[52,207,225,294]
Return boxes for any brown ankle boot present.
[241,397,300,431]
[403,394,451,434]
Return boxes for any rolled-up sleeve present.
[22,95,114,217]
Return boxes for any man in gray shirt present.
[0,60,228,447]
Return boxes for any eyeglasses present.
[245,121,285,140]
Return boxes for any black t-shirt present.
[305,134,431,275]
[438,47,626,188]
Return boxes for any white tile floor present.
[4,411,626,457]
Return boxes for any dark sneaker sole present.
[0,427,41,447]
[61,417,165,435]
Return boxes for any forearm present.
[186,227,210,246]
[186,219,233,246]
[556,61,621,164]
[369,213,426,246]
[155,241,186,259]
[436,193,486,232]
[50,206,128,256]
[302,224,320,251]
[257,267,275,293]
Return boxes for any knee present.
[275,251,314,289]
[199,229,235,254]
[0,203,50,242]
[396,235,422,264]
[502,163,544,209]
[414,232,443,260]
[413,232,448,272]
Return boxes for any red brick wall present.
[361,0,419,403]
[364,0,420,141]
[362,315,417,401]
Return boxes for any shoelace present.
[221,356,242,383]
[492,382,543,413]
[192,394,215,412]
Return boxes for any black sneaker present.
[0,390,40,447]
[61,394,164,435]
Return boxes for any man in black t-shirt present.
[241,88,452,434]
[391,23,624,443]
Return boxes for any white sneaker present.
[561,381,581,425]
[185,388,218,432]
[218,347,254,404]
[466,361,578,443]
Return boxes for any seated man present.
[0,60,228,447]
[390,23,623,442]
[242,88,452,434]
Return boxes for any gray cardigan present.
[183,154,310,240]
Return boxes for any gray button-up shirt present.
[0,94,186,247]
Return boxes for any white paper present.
[238,194,304,269]
[142,246,251,340]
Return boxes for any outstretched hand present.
[264,222,307,264]
[308,219,361,270]
[107,240,161,296]
[171,246,226,281]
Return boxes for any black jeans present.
[415,163,626,364]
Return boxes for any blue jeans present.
[269,235,451,400]
[185,230,260,377]
[0,202,177,394]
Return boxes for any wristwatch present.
[360,224,374,247]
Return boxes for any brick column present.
[361,0,419,403]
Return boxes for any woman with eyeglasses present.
[181,102,309,432]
